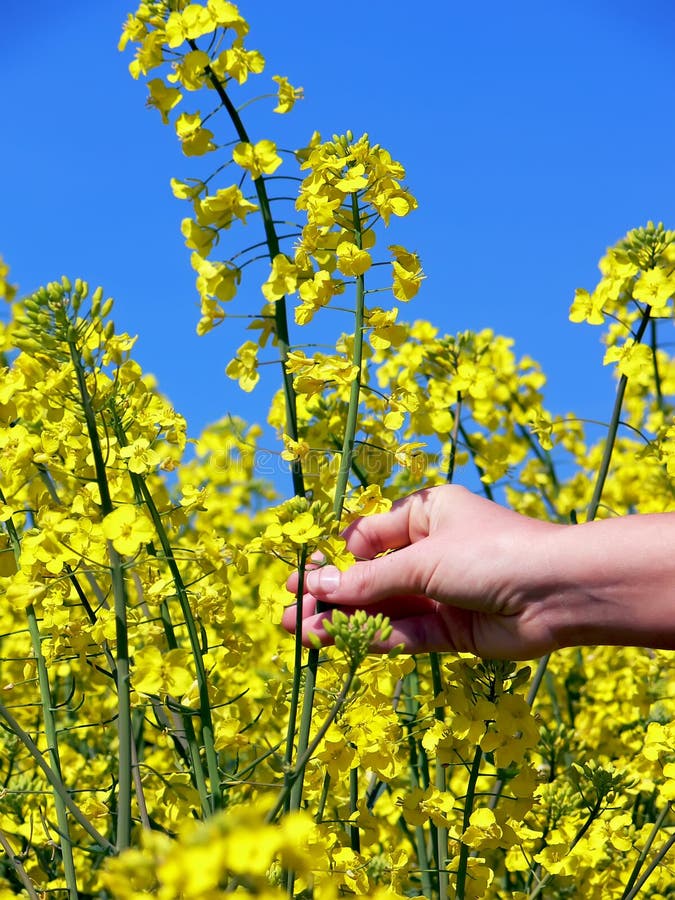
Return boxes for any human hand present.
[282,484,568,660]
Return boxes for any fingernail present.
[306,565,340,595]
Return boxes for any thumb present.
[304,543,433,605]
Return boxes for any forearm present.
[539,513,675,651]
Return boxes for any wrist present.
[537,515,675,652]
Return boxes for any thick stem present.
[26,607,79,897]
[333,191,367,523]
[0,699,114,852]
[69,342,132,851]
[430,653,448,899]
[189,38,305,497]
[134,475,222,812]
[621,803,671,900]
[349,765,361,852]
[267,668,357,823]
[455,747,483,900]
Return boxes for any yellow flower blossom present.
[174,111,215,156]
[133,646,195,697]
[119,437,162,474]
[102,506,154,555]
[168,48,210,91]
[272,75,303,113]
[213,39,264,84]
[165,5,215,49]
[336,241,372,276]
[261,253,298,301]
[225,340,259,391]
[232,139,282,179]
[146,78,182,124]
[603,339,653,378]
[633,265,675,310]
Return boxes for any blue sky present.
[3,1,675,479]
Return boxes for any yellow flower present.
[195,185,258,229]
[390,245,424,301]
[133,646,195,697]
[272,75,304,113]
[146,78,182,124]
[165,5,215,48]
[232,139,282,179]
[119,437,162,474]
[633,266,675,310]
[261,254,298,301]
[168,49,210,91]
[214,39,264,84]
[336,241,372,276]
[102,506,154,556]
[603,339,652,378]
[225,340,259,392]
[192,253,241,303]
[175,112,215,157]
[569,287,605,325]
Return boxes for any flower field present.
[0,3,674,897]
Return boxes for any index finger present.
[343,489,432,560]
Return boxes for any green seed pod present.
[91,286,104,317]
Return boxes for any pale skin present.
[283,484,675,660]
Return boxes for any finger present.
[281,593,436,634]
[342,489,432,560]
[368,610,472,655]
[286,559,322,595]
[303,542,435,605]
[281,596,317,633]
[293,606,472,654]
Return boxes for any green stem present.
[2,499,79,896]
[283,547,308,809]
[286,190,366,828]
[349,765,361,852]
[458,424,494,501]
[455,746,483,900]
[134,475,222,812]
[587,307,651,521]
[288,648,318,814]
[0,699,114,852]
[649,318,664,412]
[267,668,357,824]
[520,306,652,738]
[623,829,675,900]
[430,653,448,900]
[0,828,40,900]
[281,549,308,896]
[26,607,78,897]
[68,341,132,851]
[445,392,462,484]
[528,798,602,900]
[404,667,438,893]
[621,803,671,900]
[333,192,367,524]
[190,38,305,498]
[316,772,331,823]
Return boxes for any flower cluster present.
[0,3,674,899]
